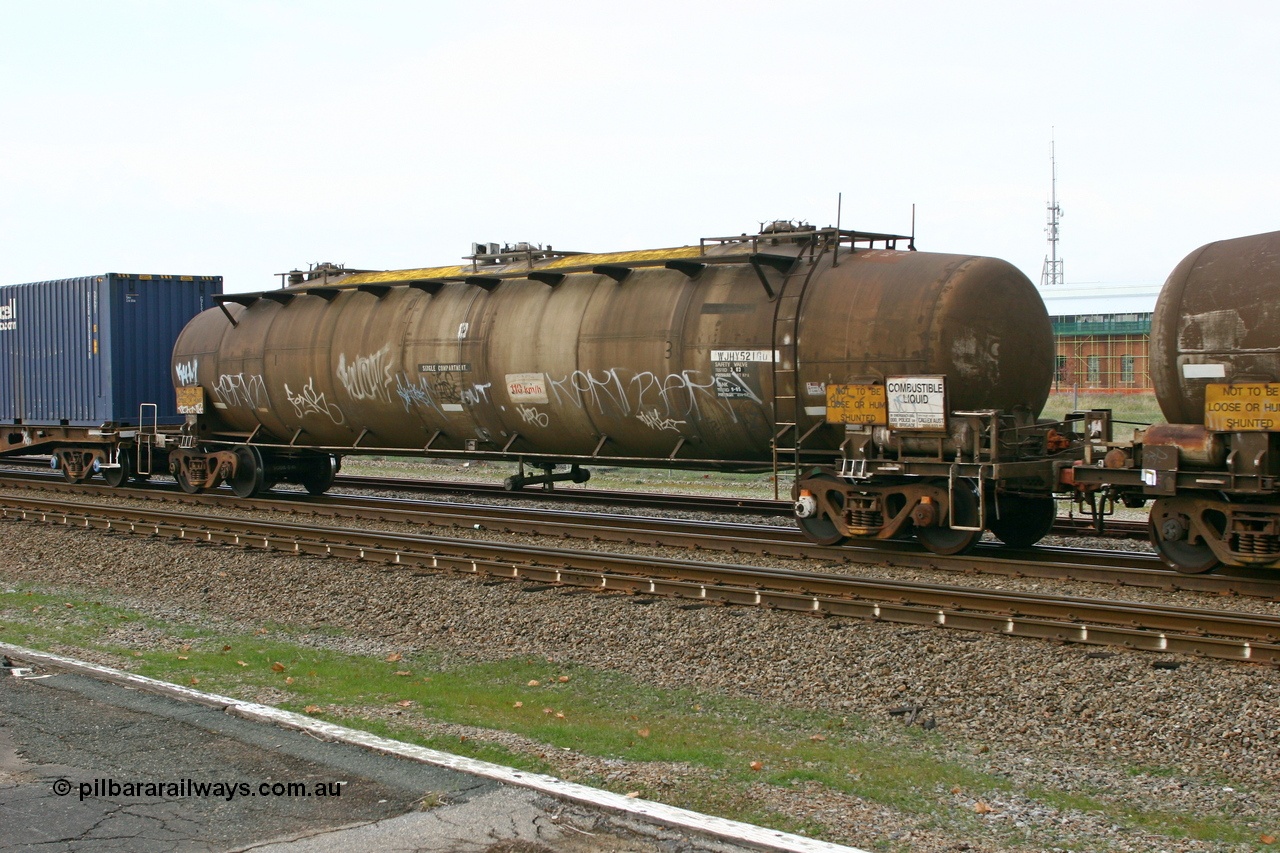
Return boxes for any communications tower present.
[1041,137,1065,287]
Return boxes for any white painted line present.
[0,641,870,853]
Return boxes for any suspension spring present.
[1235,533,1280,555]
[846,508,883,528]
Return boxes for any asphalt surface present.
[0,660,740,852]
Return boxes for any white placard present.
[505,373,549,404]
[1182,363,1227,379]
[886,376,947,430]
[710,349,776,363]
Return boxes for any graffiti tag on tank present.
[418,364,472,410]
[175,358,198,386]
[284,379,345,424]
[395,374,441,413]
[516,405,550,428]
[636,408,685,432]
[427,373,462,410]
[213,373,268,411]
[460,383,492,406]
[393,368,496,416]
[337,345,394,403]
[507,366,765,432]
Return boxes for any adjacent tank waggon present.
[169,223,1069,554]
[1072,230,1280,572]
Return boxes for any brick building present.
[1038,284,1160,392]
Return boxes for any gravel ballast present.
[1,485,1279,852]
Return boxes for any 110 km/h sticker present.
[1204,383,1280,431]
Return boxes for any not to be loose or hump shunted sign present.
[1204,382,1280,431]
[886,375,947,430]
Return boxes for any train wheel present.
[916,481,983,556]
[101,449,132,488]
[229,446,266,498]
[795,474,849,546]
[175,464,203,494]
[989,495,1056,549]
[300,455,337,496]
[1149,500,1221,574]
[57,451,93,483]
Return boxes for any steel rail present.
[338,473,793,516]
[0,462,1147,538]
[2,494,1279,664]
[335,474,1151,539]
[2,472,1275,599]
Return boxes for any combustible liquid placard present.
[1204,383,1280,431]
[885,376,947,430]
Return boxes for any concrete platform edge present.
[1,641,870,853]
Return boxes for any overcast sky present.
[2,1,1276,294]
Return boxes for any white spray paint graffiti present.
[284,379,345,424]
[337,345,394,403]
[636,408,685,432]
[516,405,550,428]
[394,372,493,415]
[175,358,198,386]
[459,383,493,407]
[394,374,440,413]
[213,373,268,410]
[324,357,763,437]
[544,367,761,426]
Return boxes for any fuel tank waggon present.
[1070,229,1280,574]
[171,225,1051,481]
[1150,230,1280,424]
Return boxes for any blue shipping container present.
[0,273,223,427]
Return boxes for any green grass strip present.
[0,585,1268,848]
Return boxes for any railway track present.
[343,473,1153,540]
[0,459,1151,538]
[2,492,1277,664]
[0,468,1271,598]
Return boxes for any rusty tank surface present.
[1070,228,1280,574]
[1150,229,1280,424]
[172,226,1051,481]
